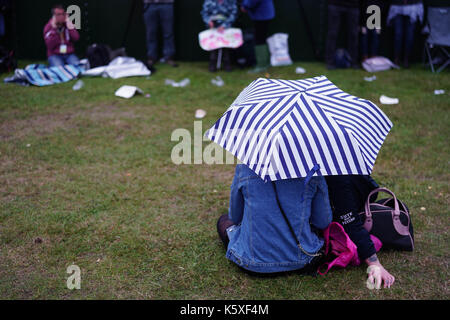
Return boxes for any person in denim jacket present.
[201,0,238,72]
[217,164,332,274]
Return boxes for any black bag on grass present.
[86,43,112,68]
[0,46,17,74]
[359,188,414,251]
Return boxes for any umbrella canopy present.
[205,76,393,181]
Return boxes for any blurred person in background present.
[387,0,424,68]
[325,0,360,69]
[143,0,178,70]
[240,0,275,73]
[43,4,80,67]
[201,0,238,72]
[360,0,388,61]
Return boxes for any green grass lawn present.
[0,61,449,299]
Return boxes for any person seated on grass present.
[43,4,80,67]
[326,175,396,289]
[217,164,332,275]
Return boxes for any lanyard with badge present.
[59,27,67,54]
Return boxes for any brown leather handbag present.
[359,188,414,251]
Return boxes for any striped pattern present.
[12,64,84,87]
[206,76,393,181]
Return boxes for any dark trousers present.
[254,20,270,45]
[143,3,175,60]
[325,4,360,66]
[209,48,231,71]
[361,28,380,58]
[392,14,416,62]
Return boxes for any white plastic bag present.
[266,33,293,67]
[115,85,143,99]
[362,56,399,72]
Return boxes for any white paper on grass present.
[379,95,399,105]
[115,85,143,99]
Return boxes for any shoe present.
[145,59,157,74]
[209,64,217,72]
[166,59,179,68]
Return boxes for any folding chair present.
[424,7,450,73]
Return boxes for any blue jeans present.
[48,54,80,67]
[143,3,175,60]
[392,14,416,61]
[0,12,5,38]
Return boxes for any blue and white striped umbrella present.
[205,76,393,181]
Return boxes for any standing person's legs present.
[254,20,269,45]
[143,4,159,65]
[361,27,369,61]
[346,7,360,67]
[48,55,65,67]
[209,49,218,72]
[222,48,232,71]
[325,5,342,68]
[250,20,270,73]
[392,14,404,65]
[370,29,381,57]
[403,16,416,68]
[159,3,177,66]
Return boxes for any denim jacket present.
[226,164,332,273]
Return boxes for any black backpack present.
[86,43,112,68]
[0,46,17,74]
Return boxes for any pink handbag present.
[318,222,382,275]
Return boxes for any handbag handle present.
[363,187,410,236]
[364,187,400,231]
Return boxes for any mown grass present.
[0,61,449,299]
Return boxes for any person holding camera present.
[43,4,80,67]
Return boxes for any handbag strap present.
[363,187,411,236]
[272,182,321,258]
[364,187,400,219]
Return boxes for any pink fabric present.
[43,20,80,57]
[318,222,382,275]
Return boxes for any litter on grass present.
[115,85,143,99]
[195,109,207,119]
[379,95,399,105]
[295,67,306,74]
[165,78,190,87]
[364,75,377,82]
[211,76,225,87]
[72,79,84,91]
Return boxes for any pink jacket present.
[318,222,383,275]
[43,19,80,57]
